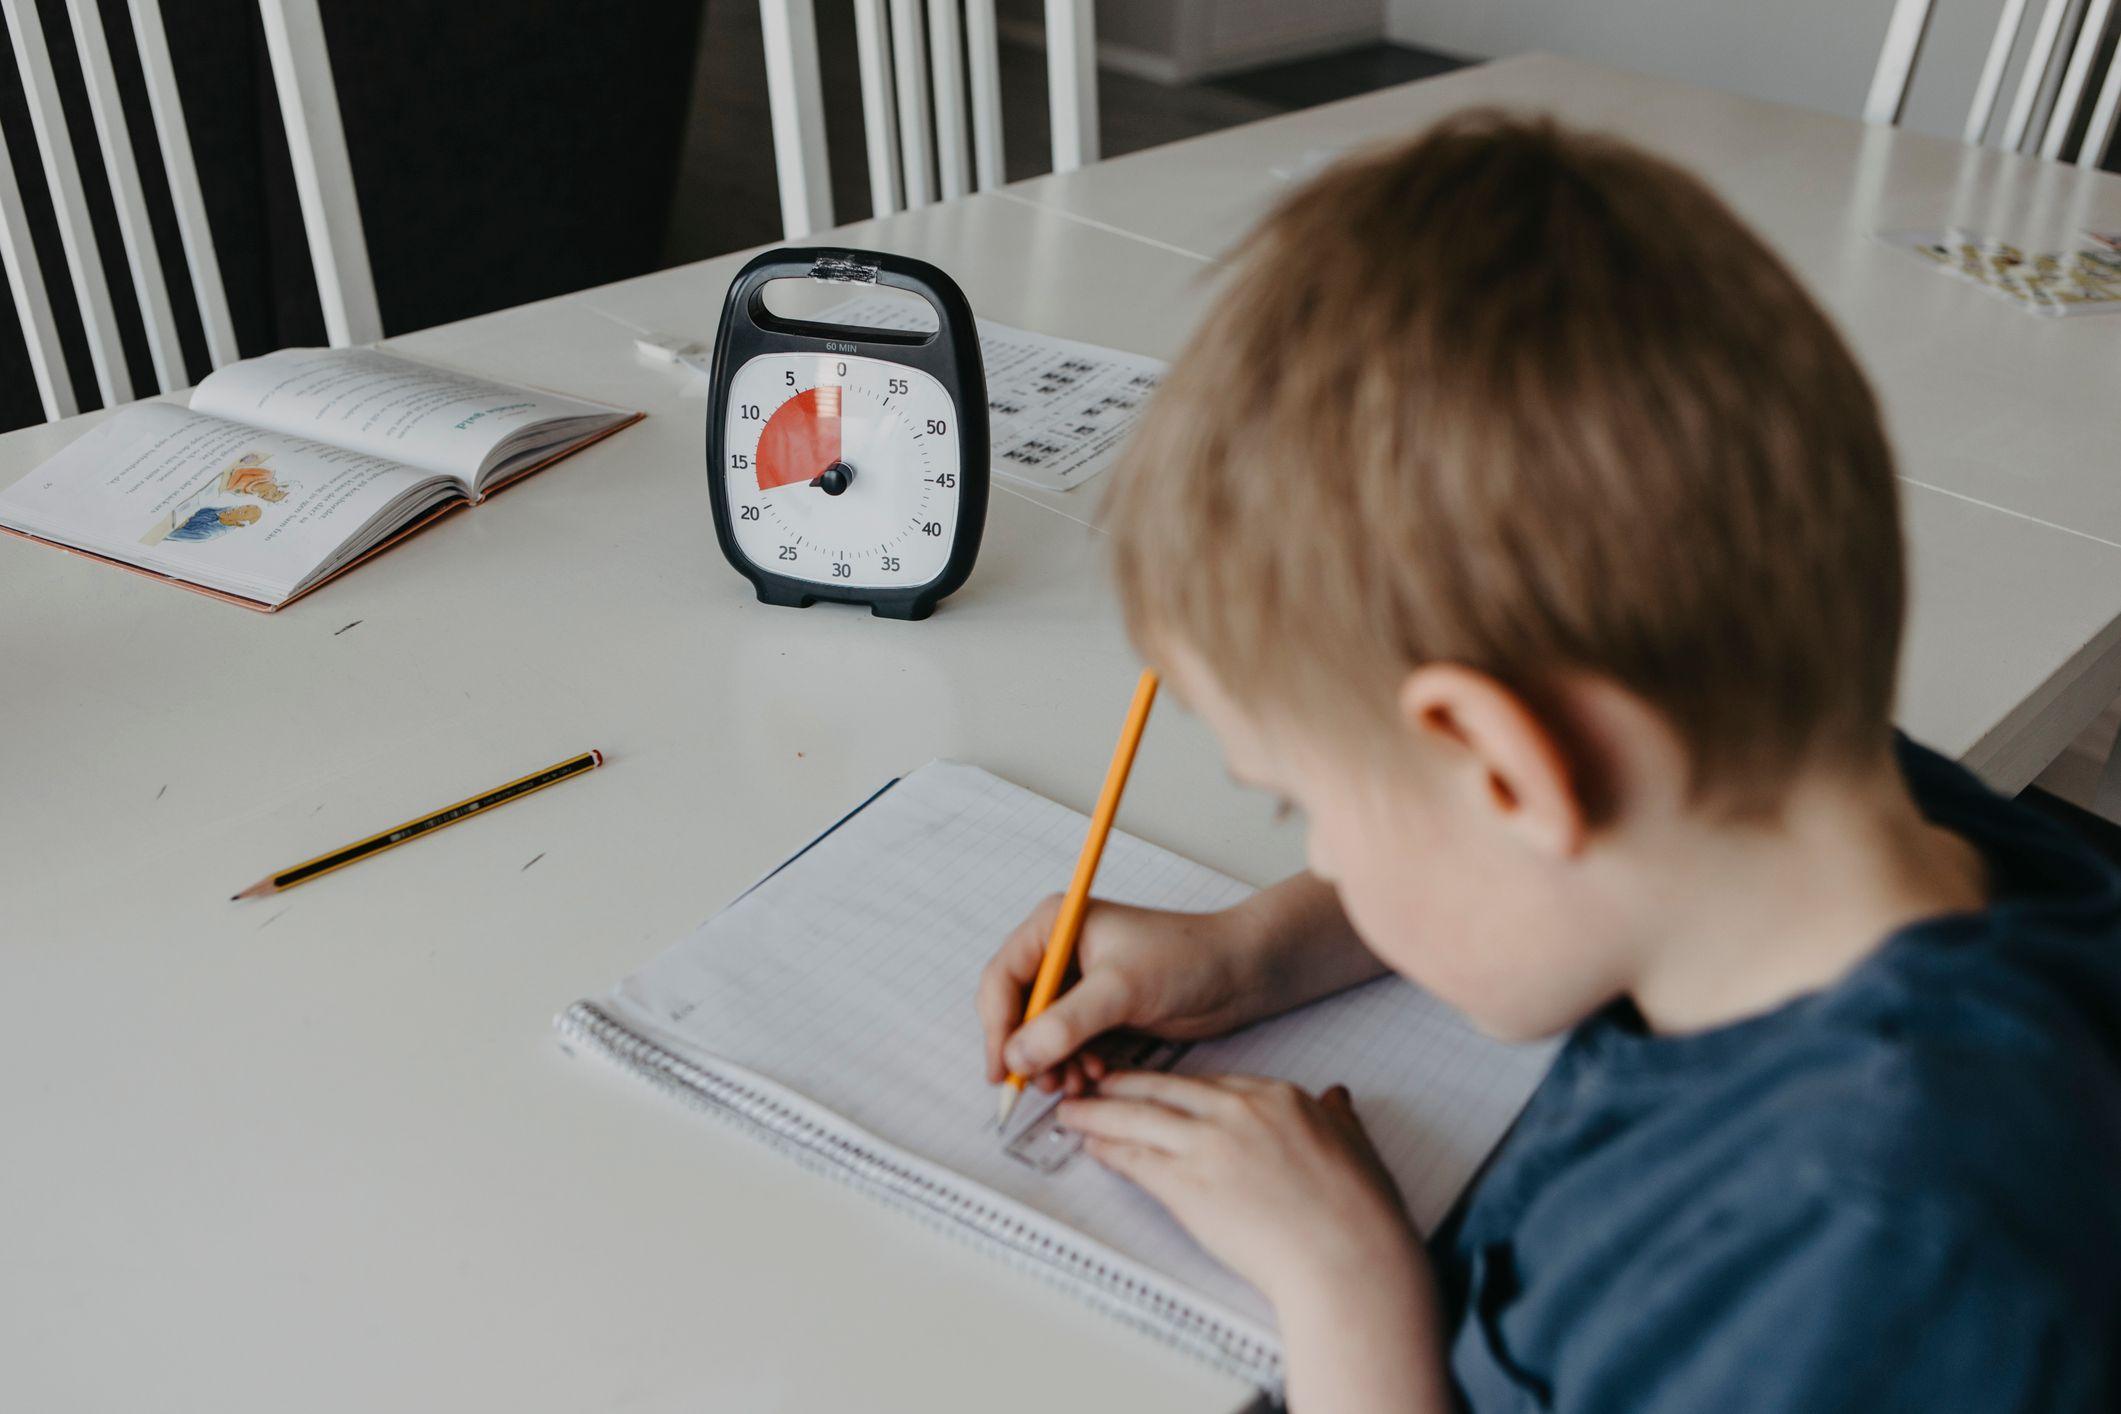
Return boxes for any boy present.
[978,112,2120,1411]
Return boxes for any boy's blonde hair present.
[1107,110,1904,812]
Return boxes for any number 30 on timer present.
[706,248,990,621]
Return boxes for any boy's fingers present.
[1060,1060,1093,1097]
[1002,969,1133,1076]
[1320,1084,1364,1139]
[976,962,1022,1080]
[1082,1136,1176,1192]
[1059,1095,1195,1154]
[1093,1070,1240,1117]
[1318,1084,1395,1175]
[976,902,1064,1079]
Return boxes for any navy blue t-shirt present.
[1434,740,2121,1411]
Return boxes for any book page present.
[190,347,622,485]
[594,761,1555,1334]
[0,402,448,604]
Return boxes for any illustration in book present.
[139,452,291,546]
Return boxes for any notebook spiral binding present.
[556,999,1285,1393]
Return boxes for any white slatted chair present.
[0,0,380,423]
[759,0,1098,239]
[1866,0,2121,165]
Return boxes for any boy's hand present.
[1058,1073,1420,1308]
[979,898,1262,1094]
[980,875,1387,1094]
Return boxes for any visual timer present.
[705,248,988,621]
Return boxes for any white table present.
[1,197,1261,1414]
[4,56,2118,1414]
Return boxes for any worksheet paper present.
[808,292,1167,493]
[559,761,1555,1388]
[1875,228,2121,316]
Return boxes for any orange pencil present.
[997,668,1160,1126]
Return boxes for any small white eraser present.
[634,332,709,366]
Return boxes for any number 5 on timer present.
[706,248,990,620]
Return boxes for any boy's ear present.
[1398,664,1587,857]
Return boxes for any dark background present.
[0,0,1464,434]
[0,0,704,430]
[22,5,2115,438]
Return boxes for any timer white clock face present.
[722,351,963,590]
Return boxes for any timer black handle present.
[724,247,982,375]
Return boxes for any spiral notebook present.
[556,761,1555,1391]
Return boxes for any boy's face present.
[1171,651,1624,1043]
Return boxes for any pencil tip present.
[995,1085,1020,1128]
[231,880,270,900]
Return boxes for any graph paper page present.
[601,760,1554,1329]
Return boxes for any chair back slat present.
[2079,33,2121,162]
[257,0,378,346]
[64,0,181,391]
[126,0,237,369]
[888,0,934,207]
[964,0,1003,190]
[759,0,1099,238]
[1044,0,1097,172]
[1965,0,2032,143]
[0,121,74,419]
[850,0,902,217]
[2027,0,2095,149]
[1,0,382,420]
[2043,0,2118,157]
[1872,0,2118,166]
[2,0,130,404]
[1864,0,1933,125]
[760,0,834,238]
[926,0,971,200]
[2001,0,2079,149]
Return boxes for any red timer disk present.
[755,385,843,491]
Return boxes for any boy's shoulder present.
[1738,938,2121,1255]
[1447,747,2121,1410]
[1497,1006,2121,1411]
[1548,884,2121,1261]
[1667,738,2121,1248]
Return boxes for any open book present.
[558,761,1556,1393]
[0,347,640,610]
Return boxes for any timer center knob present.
[811,460,856,496]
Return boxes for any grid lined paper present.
[588,761,1554,1343]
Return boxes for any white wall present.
[1384,0,2013,140]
